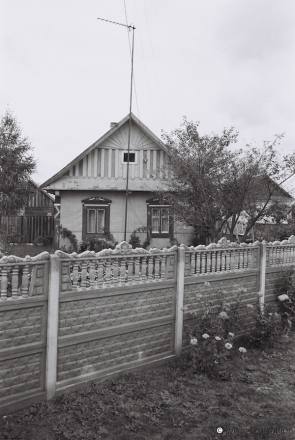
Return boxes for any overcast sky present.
[1,1,295,190]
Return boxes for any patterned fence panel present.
[0,252,49,415]
[55,241,178,293]
[182,237,260,277]
[55,242,178,392]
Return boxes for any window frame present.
[122,150,137,165]
[146,198,173,239]
[82,197,111,240]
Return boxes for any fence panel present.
[0,252,50,415]
[0,215,54,243]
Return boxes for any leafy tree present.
[158,118,295,243]
[0,109,36,215]
[158,118,240,243]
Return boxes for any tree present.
[0,110,36,215]
[157,118,240,243]
[158,118,295,243]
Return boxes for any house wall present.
[60,190,194,247]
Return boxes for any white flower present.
[238,347,247,353]
[225,343,232,350]
[190,338,198,345]
[278,294,289,302]
[246,304,254,309]
[181,305,188,312]
[202,333,210,339]
[204,281,211,287]
[214,360,219,364]
[219,311,229,320]
[228,332,234,338]
[268,313,273,316]
[215,336,221,341]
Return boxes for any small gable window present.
[122,151,136,164]
[147,198,173,239]
[82,197,112,240]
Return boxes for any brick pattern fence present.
[1,236,295,414]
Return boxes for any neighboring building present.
[41,113,194,248]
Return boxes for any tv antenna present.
[97,17,136,242]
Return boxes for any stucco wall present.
[59,190,193,247]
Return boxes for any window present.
[147,198,173,239]
[82,197,111,240]
[122,151,137,164]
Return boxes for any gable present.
[41,114,169,192]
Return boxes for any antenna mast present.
[97,17,135,242]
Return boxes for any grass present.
[1,336,295,440]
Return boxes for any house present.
[222,178,294,241]
[40,113,193,249]
[0,179,55,243]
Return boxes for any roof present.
[40,113,167,189]
[29,179,55,202]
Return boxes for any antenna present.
[98,17,135,242]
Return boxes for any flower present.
[246,304,254,308]
[238,347,247,353]
[228,332,234,338]
[278,294,289,301]
[219,311,229,320]
[202,333,210,339]
[214,360,219,364]
[181,305,188,312]
[215,336,221,341]
[190,338,198,345]
[196,293,203,299]
[268,313,273,316]
[225,343,232,350]
[204,281,211,287]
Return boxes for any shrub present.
[185,286,245,378]
[247,303,283,348]
[276,270,295,331]
[60,227,78,253]
[78,237,117,253]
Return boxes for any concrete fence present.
[1,236,295,414]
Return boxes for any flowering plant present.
[185,286,244,378]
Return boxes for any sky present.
[1,1,295,191]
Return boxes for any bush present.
[34,235,52,246]
[79,238,117,253]
[185,285,245,379]
[247,303,283,348]
[60,227,78,253]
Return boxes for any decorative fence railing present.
[0,252,50,301]
[55,241,178,292]
[182,237,260,276]
[266,236,295,267]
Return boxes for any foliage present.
[60,227,78,253]
[247,303,283,348]
[158,118,295,242]
[79,238,116,253]
[185,286,244,378]
[129,227,150,249]
[0,109,36,215]
[0,225,9,253]
[276,270,295,331]
[33,235,53,246]
[129,230,142,249]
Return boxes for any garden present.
[1,269,295,439]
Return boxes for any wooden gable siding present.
[67,122,168,181]
[45,121,169,191]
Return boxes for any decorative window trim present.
[146,198,173,239]
[82,197,112,240]
[122,150,137,165]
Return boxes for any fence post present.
[46,254,60,400]
[258,241,267,311]
[175,245,185,357]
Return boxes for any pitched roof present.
[29,179,55,201]
[40,113,166,189]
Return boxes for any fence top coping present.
[54,241,178,260]
[264,235,295,247]
[0,251,50,265]
[180,237,260,252]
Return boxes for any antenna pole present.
[124,26,135,241]
[97,17,135,243]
